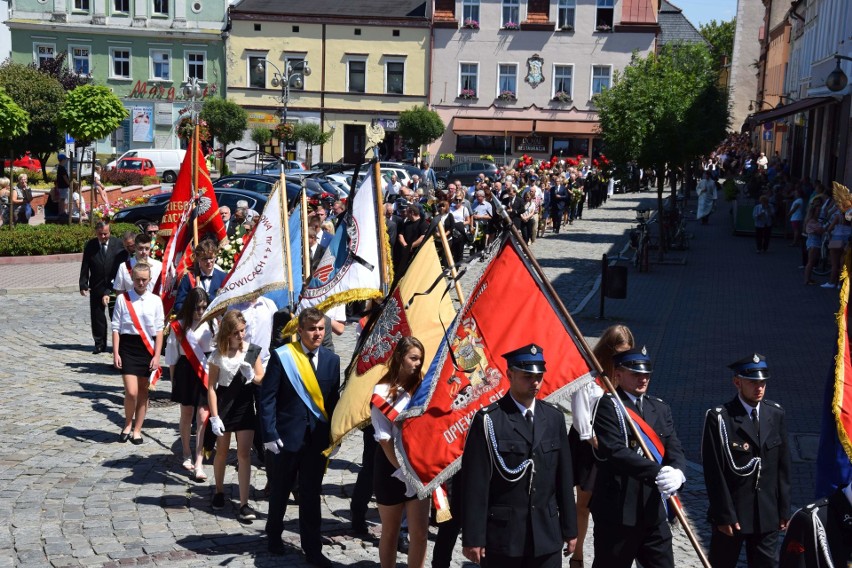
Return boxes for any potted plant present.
[503,21,520,30]
[595,23,612,32]
[560,24,574,32]
[479,154,494,162]
[462,18,479,30]
[552,91,572,103]
[497,90,517,102]
[458,89,477,100]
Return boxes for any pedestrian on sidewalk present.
[590,347,686,568]
[787,188,805,247]
[696,171,716,225]
[824,204,850,289]
[701,354,791,568]
[803,199,826,285]
[753,195,774,254]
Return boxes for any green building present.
[6,0,227,156]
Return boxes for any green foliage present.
[439,153,455,162]
[293,123,332,146]
[0,62,66,178]
[0,88,30,138]
[57,85,127,145]
[250,126,272,147]
[200,97,248,146]
[0,222,137,256]
[700,19,736,65]
[398,105,445,157]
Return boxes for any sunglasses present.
[146,230,158,235]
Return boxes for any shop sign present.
[128,80,218,102]
[373,118,399,131]
[154,103,173,126]
[515,135,548,153]
[248,112,279,127]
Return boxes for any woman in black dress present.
[393,205,430,276]
[370,337,429,568]
[207,310,265,522]
[165,288,216,480]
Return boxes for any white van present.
[106,149,186,183]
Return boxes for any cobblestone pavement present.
[0,190,838,567]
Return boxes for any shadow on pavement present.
[42,342,96,352]
[65,361,117,376]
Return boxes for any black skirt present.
[215,377,256,433]
[373,444,416,506]
[169,355,208,406]
[568,425,597,492]
[118,334,153,377]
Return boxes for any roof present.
[657,0,709,46]
[231,0,427,19]
[621,0,657,25]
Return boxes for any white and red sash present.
[123,291,163,387]
[371,390,402,422]
[169,320,209,389]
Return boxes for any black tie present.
[525,411,534,435]
[637,396,644,418]
[307,351,315,369]
[101,243,108,256]
[751,407,759,440]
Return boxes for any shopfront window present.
[456,135,511,154]
[553,137,590,158]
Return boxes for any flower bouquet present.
[595,23,612,32]
[458,89,477,100]
[462,18,479,29]
[552,91,572,103]
[503,21,520,30]
[497,90,517,102]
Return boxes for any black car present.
[212,174,311,202]
[111,188,269,226]
[436,161,499,190]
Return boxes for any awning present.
[749,95,840,125]
[534,120,598,135]
[453,118,535,135]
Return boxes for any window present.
[456,135,511,154]
[34,43,55,67]
[74,0,90,11]
[596,0,614,30]
[150,50,171,81]
[385,61,404,94]
[591,65,611,95]
[113,0,129,12]
[498,63,517,96]
[459,62,478,96]
[152,0,168,15]
[557,0,576,29]
[553,65,573,97]
[502,0,519,28]
[186,51,206,82]
[348,59,366,93]
[110,48,131,79]
[462,0,480,24]
[70,46,91,76]
[248,55,265,88]
[286,57,306,90]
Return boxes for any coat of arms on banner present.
[448,316,502,410]
[526,54,545,88]
[356,289,411,374]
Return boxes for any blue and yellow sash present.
[276,341,328,422]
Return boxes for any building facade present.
[227,0,430,168]
[426,0,657,164]
[6,0,227,156]
[729,0,764,131]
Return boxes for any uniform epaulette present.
[480,402,499,413]
[762,399,782,409]
[803,497,830,512]
[649,396,664,403]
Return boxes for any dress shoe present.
[305,552,333,567]
[268,538,286,555]
[130,435,144,445]
[118,430,131,443]
[92,346,104,355]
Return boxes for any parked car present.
[115,157,157,178]
[106,149,186,183]
[250,159,308,176]
[111,188,268,226]
[212,174,318,203]
[436,161,499,190]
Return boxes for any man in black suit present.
[702,354,792,568]
[461,343,577,567]
[79,221,126,354]
[259,307,341,567]
[591,347,686,568]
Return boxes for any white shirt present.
[510,394,536,421]
[112,257,163,293]
[164,319,217,366]
[228,296,276,366]
[300,340,319,370]
[571,381,605,440]
[208,341,251,389]
[111,289,164,336]
[450,204,469,224]
[739,395,759,420]
[371,382,411,441]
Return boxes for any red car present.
[3,152,42,170]
[115,157,157,178]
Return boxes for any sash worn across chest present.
[276,342,328,422]
[371,390,401,422]
[169,320,209,389]
[123,291,162,387]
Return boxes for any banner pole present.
[499,215,710,568]
[372,159,390,295]
[191,124,199,247]
[435,222,465,305]
[279,144,294,310]
[300,177,310,283]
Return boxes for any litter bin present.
[605,266,628,299]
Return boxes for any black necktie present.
[307,351,315,369]
[101,243,108,256]
[751,407,759,440]
[525,411,534,435]
[637,396,644,418]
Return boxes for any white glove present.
[655,465,685,497]
[264,439,283,455]
[239,360,256,384]
[391,467,418,498]
[210,416,225,437]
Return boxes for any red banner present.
[398,234,594,494]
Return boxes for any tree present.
[0,62,65,179]
[250,127,272,170]
[199,97,248,172]
[0,89,30,142]
[293,123,332,167]
[398,105,445,159]
[700,19,736,72]
[596,43,728,256]
[57,85,128,224]
[30,51,92,92]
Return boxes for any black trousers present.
[483,550,561,568]
[551,208,563,233]
[755,226,772,252]
[350,426,377,524]
[591,519,673,568]
[265,437,327,557]
[709,528,778,568]
[432,473,463,568]
[89,293,109,348]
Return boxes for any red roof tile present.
[621,0,657,25]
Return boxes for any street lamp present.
[748,99,777,112]
[254,58,311,155]
[826,54,852,92]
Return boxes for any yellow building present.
[227,0,430,166]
